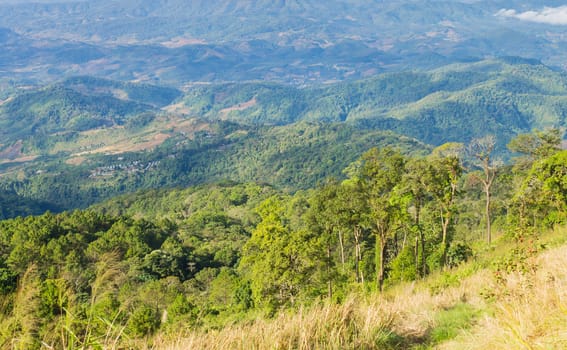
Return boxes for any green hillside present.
[2,2,567,348]
[179,58,567,149]
[0,121,428,209]
[0,189,60,219]
[0,134,564,348]
[1,58,566,210]
[0,78,181,143]
[61,76,182,108]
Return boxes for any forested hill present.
[2,57,565,155]
[0,58,567,211]
[0,121,428,210]
[2,1,567,347]
[0,133,565,348]
[0,76,181,143]
[0,190,59,219]
[178,58,567,148]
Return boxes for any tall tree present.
[359,147,406,291]
[514,150,567,227]
[338,179,370,284]
[401,158,429,277]
[468,136,497,244]
[239,196,321,312]
[306,182,341,299]
[508,128,563,173]
[427,154,463,266]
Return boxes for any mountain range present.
[1,1,567,85]
[0,58,566,210]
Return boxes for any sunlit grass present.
[148,225,567,350]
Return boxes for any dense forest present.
[0,129,564,348]
[2,59,567,212]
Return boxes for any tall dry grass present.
[0,265,42,350]
[440,243,567,350]
[148,269,490,349]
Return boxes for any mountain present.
[176,58,567,148]
[1,58,566,210]
[0,77,181,148]
[0,120,429,210]
[1,1,567,85]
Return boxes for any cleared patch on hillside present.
[62,116,212,158]
[0,140,23,160]
[161,37,207,48]
[65,156,86,165]
[219,97,257,119]
[75,132,171,156]
[0,97,13,106]
[0,155,38,164]
[162,101,193,115]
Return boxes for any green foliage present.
[360,147,407,291]
[0,129,564,346]
[388,244,417,283]
[240,195,324,312]
[39,278,68,319]
[428,270,465,296]
[0,120,428,210]
[514,150,567,227]
[128,304,160,337]
[0,190,60,220]
[427,243,447,273]
[179,58,567,150]
[0,267,16,294]
[5,59,567,212]
[61,76,182,108]
[429,303,479,344]
[0,85,152,142]
[446,242,473,268]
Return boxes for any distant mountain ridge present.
[1,1,567,85]
[1,58,566,157]
[177,58,567,147]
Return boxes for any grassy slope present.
[144,225,567,350]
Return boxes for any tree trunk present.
[338,230,345,272]
[414,200,426,277]
[441,209,450,267]
[353,226,362,284]
[327,243,332,299]
[376,232,386,292]
[485,185,491,244]
[414,236,419,278]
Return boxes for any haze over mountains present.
[1,0,567,211]
[2,0,567,85]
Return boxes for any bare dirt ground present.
[0,140,23,160]
[219,97,257,119]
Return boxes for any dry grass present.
[148,270,489,349]
[440,242,567,350]
[3,227,565,349]
[149,226,567,350]
[0,266,41,349]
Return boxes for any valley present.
[0,1,566,349]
